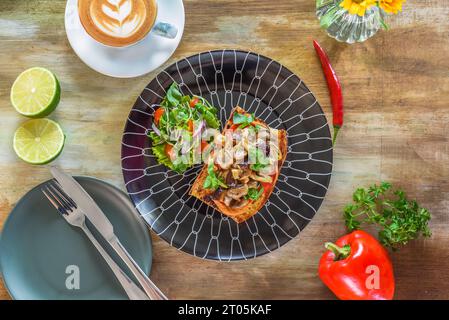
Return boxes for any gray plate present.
[0,176,152,300]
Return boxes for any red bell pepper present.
[318,230,395,300]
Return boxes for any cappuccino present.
[78,0,157,47]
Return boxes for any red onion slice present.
[151,123,161,136]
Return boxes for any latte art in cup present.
[78,0,157,47]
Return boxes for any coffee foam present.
[79,0,157,47]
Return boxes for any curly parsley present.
[344,182,431,250]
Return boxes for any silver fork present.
[42,181,150,300]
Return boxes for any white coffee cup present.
[74,0,178,48]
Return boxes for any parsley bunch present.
[344,182,431,250]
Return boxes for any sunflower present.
[379,0,405,14]
[339,0,377,16]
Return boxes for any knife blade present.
[50,166,115,241]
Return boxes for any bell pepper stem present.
[332,126,340,146]
[325,242,351,261]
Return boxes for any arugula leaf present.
[195,103,220,129]
[203,161,227,191]
[245,188,264,201]
[165,82,182,107]
[233,113,255,128]
[344,182,431,250]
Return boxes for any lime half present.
[13,119,65,165]
[10,67,61,118]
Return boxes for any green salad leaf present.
[148,132,173,170]
[195,102,220,129]
[165,82,183,107]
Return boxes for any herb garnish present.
[245,188,264,200]
[344,182,431,250]
[233,113,255,129]
[203,161,228,191]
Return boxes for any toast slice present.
[189,106,288,223]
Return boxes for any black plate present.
[121,50,333,261]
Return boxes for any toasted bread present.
[189,107,288,223]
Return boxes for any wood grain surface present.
[1,0,449,300]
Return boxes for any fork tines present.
[42,180,77,215]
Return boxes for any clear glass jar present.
[316,0,386,44]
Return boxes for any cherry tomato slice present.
[188,119,194,132]
[201,141,209,151]
[190,97,200,108]
[165,144,175,161]
[153,108,165,125]
[261,175,276,194]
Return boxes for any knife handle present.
[109,237,168,300]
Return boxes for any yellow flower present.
[339,0,377,16]
[379,0,405,14]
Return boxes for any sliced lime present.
[10,67,61,118]
[13,119,65,165]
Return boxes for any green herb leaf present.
[165,82,182,107]
[203,161,227,191]
[344,182,432,250]
[245,188,264,200]
[195,103,220,129]
[233,113,255,128]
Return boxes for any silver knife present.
[50,166,168,300]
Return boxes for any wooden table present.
[1,0,449,300]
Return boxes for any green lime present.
[10,67,61,118]
[13,118,65,165]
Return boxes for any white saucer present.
[64,0,185,78]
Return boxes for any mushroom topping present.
[211,188,225,201]
[226,184,249,200]
[238,167,252,184]
[225,170,237,186]
[215,148,233,170]
[247,180,259,189]
[231,168,242,180]
[250,173,272,183]
[233,141,247,163]
[224,195,233,207]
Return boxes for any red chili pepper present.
[318,230,395,300]
[313,40,343,145]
